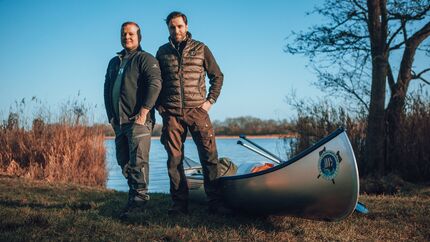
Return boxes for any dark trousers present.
[161,108,220,208]
[113,122,152,199]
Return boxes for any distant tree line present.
[101,116,293,137]
[212,116,292,136]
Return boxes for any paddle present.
[237,140,281,164]
[355,201,369,214]
[239,135,284,163]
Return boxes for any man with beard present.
[156,12,231,216]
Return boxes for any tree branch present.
[388,4,430,21]
[416,68,430,78]
[405,21,430,54]
[390,40,406,51]
[331,12,356,30]
[401,19,408,43]
[351,0,367,13]
[387,24,404,47]
[396,21,430,91]
[351,90,370,111]
[418,76,430,85]
[387,62,396,93]
[390,19,430,51]
[412,68,430,82]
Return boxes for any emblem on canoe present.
[317,147,342,184]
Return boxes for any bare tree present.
[285,0,430,177]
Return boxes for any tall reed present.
[391,92,430,181]
[0,97,106,187]
[286,92,429,183]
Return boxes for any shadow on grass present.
[0,175,284,233]
[0,196,106,211]
[97,191,278,232]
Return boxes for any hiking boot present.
[208,204,234,216]
[119,193,149,219]
[119,200,147,219]
[129,191,149,208]
[167,203,188,216]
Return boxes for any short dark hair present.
[121,21,141,42]
[165,11,187,25]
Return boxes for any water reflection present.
[106,137,289,193]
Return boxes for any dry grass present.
[393,94,430,181]
[0,175,429,241]
[286,92,430,184]
[0,97,106,187]
[0,123,106,187]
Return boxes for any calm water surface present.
[106,137,290,193]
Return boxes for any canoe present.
[183,157,208,202]
[185,128,360,221]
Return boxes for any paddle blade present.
[355,201,369,214]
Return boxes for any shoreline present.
[105,134,296,140]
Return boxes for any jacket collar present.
[116,45,142,57]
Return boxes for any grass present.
[1,96,107,187]
[0,121,106,187]
[0,124,107,186]
[1,175,429,241]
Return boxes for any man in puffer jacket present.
[156,11,231,216]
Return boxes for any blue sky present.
[0,0,325,123]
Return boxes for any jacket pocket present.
[193,114,213,140]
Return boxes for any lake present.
[106,137,290,193]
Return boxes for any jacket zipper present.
[116,52,132,125]
[174,46,186,114]
[116,55,123,125]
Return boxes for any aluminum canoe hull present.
[218,128,359,221]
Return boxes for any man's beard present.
[174,34,186,42]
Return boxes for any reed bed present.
[0,98,106,187]
[286,92,430,184]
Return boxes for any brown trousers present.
[161,107,220,208]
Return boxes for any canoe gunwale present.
[218,127,345,181]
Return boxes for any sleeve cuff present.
[207,98,216,104]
